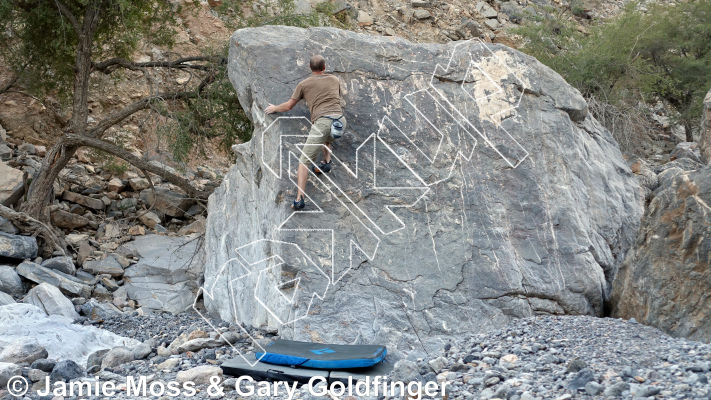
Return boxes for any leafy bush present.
[515,0,711,150]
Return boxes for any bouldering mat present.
[255,339,387,369]
[221,355,393,385]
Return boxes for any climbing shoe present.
[312,161,332,174]
[291,197,305,210]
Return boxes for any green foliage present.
[0,0,184,100]
[515,0,711,142]
[157,0,343,163]
[157,47,252,164]
[214,0,343,30]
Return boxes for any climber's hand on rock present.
[265,104,277,114]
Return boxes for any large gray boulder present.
[0,265,23,296]
[0,231,37,259]
[204,27,642,359]
[23,283,80,321]
[16,261,92,298]
[0,337,48,364]
[122,234,204,313]
[610,164,711,342]
[0,303,138,368]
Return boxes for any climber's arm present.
[265,98,298,114]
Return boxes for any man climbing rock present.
[265,55,346,210]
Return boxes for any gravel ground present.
[96,310,229,345]
[12,314,711,400]
[388,315,711,400]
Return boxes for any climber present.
[265,54,346,210]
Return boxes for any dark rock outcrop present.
[204,26,642,359]
[611,164,711,342]
[699,89,711,164]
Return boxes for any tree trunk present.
[21,142,78,221]
[685,120,694,143]
[22,2,100,221]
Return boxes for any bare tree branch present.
[86,90,198,139]
[92,56,218,73]
[53,0,82,37]
[62,134,212,200]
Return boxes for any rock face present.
[0,303,138,367]
[610,164,711,342]
[700,89,711,164]
[205,27,642,359]
[122,234,204,313]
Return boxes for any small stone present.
[157,346,172,357]
[128,177,150,191]
[176,365,223,385]
[139,211,161,229]
[128,225,145,236]
[28,368,48,382]
[30,359,56,373]
[604,382,630,397]
[157,358,181,371]
[391,360,419,382]
[568,368,595,391]
[50,360,84,382]
[566,357,586,373]
[411,0,430,7]
[357,10,374,26]
[413,9,431,19]
[0,265,23,296]
[23,282,80,320]
[428,356,448,373]
[62,191,105,211]
[41,256,76,275]
[101,347,133,370]
[86,349,110,372]
[132,343,152,360]
[585,381,603,396]
[51,209,90,229]
[0,231,38,260]
[107,178,125,192]
[484,18,499,30]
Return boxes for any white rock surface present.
[0,303,138,367]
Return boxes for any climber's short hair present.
[310,55,326,72]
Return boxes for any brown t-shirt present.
[291,74,343,123]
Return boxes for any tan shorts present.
[298,116,347,165]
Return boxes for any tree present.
[0,0,241,252]
[515,0,711,146]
